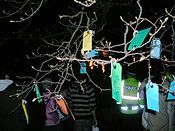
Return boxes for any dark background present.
[0,0,174,74]
[0,0,174,131]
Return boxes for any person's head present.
[126,71,136,78]
[102,51,109,57]
[42,77,53,90]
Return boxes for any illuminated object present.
[88,60,98,70]
[22,99,29,124]
[102,64,105,73]
[89,61,93,69]
[121,106,128,111]
[150,38,161,59]
[128,27,151,50]
[120,77,144,114]
[146,82,159,112]
[140,105,144,108]
[121,80,141,100]
[83,30,92,51]
[132,105,139,110]
[74,0,96,7]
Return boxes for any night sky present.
[0,0,174,76]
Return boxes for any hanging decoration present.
[35,83,42,103]
[56,95,76,120]
[22,99,29,124]
[167,81,175,100]
[110,59,122,104]
[86,49,98,59]
[56,95,69,115]
[80,62,87,74]
[82,30,92,52]
[128,27,151,51]
[146,81,159,112]
[150,38,161,59]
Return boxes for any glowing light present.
[140,105,144,108]
[132,106,139,110]
[121,106,128,111]
[89,61,94,69]
[102,64,105,73]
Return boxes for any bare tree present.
[6,0,175,105]
[0,0,46,22]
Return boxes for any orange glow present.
[102,64,105,73]
[89,61,94,69]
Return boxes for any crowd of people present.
[0,59,175,131]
